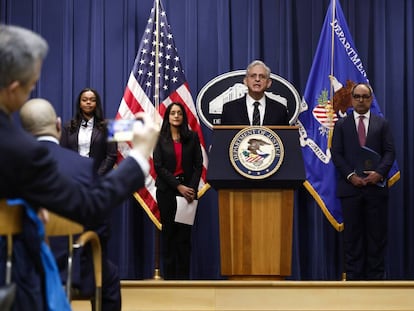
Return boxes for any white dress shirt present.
[246,95,266,126]
[78,117,94,157]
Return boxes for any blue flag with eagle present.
[297,0,400,231]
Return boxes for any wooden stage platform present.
[71,280,414,311]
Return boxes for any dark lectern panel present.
[207,127,305,189]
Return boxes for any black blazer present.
[0,111,145,226]
[153,131,203,195]
[331,112,395,197]
[220,95,289,125]
[60,121,117,175]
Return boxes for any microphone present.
[81,120,88,128]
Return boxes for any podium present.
[207,126,305,279]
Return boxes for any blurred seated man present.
[20,98,121,311]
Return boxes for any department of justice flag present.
[297,0,400,231]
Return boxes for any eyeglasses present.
[247,74,268,80]
[352,94,371,100]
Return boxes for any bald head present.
[20,98,61,139]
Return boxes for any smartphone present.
[107,119,136,142]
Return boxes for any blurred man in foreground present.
[0,24,159,310]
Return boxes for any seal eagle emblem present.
[229,127,284,179]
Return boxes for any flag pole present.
[329,0,346,281]
[152,0,162,281]
[330,0,336,97]
[154,0,160,114]
[327,0,336,148]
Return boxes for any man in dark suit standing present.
[331,83,395,280]
[20,98,121,311]
[220,60,289,126]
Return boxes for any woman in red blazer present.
[153,102,203,280]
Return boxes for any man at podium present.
[210,61,303,279]
[220,60,289,126]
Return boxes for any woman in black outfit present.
[60,87,117,175]
[153,102,203,280]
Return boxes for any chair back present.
[44,213,84,236]
[0,200,23,235]
[0,200,23,285]
[44,212,102,311]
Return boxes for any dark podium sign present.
[207,126,305,189]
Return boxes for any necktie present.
[253,102,261,126]
[358,115,366,146]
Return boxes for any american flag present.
[116,0,209,230]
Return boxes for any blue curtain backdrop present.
[1,0,412,280]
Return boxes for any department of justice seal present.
[229,127,284,179]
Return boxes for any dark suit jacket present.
[39,140,95,290]
[0,138,113,310]
[153,131,203,194]
[40,140,117,297]
[42,141,109,232]
[331,112,395,197]
[41,140,96,185]
[220,95,289,125]
[60,121,117,175]
[0,110,145,226]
